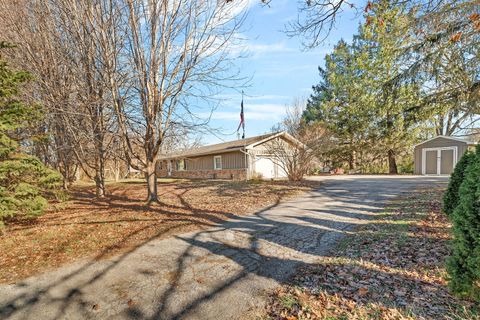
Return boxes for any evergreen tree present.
[447,145,480,300]
[443,151,476,217]
[361,0,424,174]
[0,42,63,227]
[304,40,373,170]
[304,2,425,173]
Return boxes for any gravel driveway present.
[0,175,447,320]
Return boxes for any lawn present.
[0,179,317,284]
[264,187,479,320]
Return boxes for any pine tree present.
[447,145,480,300]
[304,2,424,173]
[0,42,63,227]
[443,151,476,217]
[303,40,373,171]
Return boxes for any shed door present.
[440,149,454,175]
[425,150,438,174]
[422,147,457,175]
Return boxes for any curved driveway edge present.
[0,175,448,320]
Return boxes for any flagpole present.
[241,90,245,139]
[242,90,247,180]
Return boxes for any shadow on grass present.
[0,177,455,320]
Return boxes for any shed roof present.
[159,131,301,160]
[414,135,477,148]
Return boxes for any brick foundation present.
[156,168,247,180]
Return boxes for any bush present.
[443,151,476,217]
[397,157,414,174]
[0,155,63,225]
[447,145,480,300]
[0,43,63,228]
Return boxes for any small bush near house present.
[447,145,480,300]
[397,157,414,174]
[443,151,476,217]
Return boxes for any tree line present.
[0,0,248,204]
[301,0,479,173]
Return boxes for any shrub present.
[447,145,480,300]
[443,151,476,217]
[0,43,63,228]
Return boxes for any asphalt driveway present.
[0,175,448,320]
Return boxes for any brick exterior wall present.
[157,168,247,180]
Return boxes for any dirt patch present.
[264,188,479,320]
[0,179,317,284]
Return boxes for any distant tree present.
[443,151,476,217]
[303,40,371,171]
[360,0,424,174]
[305,3,425,174]
[447,145,480,300]
[0,43,62,227]
[283,0,479,139]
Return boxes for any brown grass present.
[0,178,317,284]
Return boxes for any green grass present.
[279,294,299,309]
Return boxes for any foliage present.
[443,151,476,217]
[303,0,479,173]
[304,2,428,174]
[447,145,480,300]
[265,188,477,319]
[0,42,62,227]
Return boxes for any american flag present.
[237,96,245,139]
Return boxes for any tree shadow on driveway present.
[0,176,448,320]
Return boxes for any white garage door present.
[254,156,287,179]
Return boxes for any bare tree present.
[0,0,125,197]
[109,0,248,203]
[0,0,82,189]
[268,98,332,181]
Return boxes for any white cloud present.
[246,94,290,101]
[257,64,319,77]
[228,39,297,59]
[244,103,286,113]
[245,41,295,56]
[201,103,287,121]
[214,93,290,102]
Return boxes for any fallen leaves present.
[265,188,478,320]
[0,179,317,283]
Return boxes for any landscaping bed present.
[264,188,479,320]
[0,179,317,284]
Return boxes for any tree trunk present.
[146,161,159,204]
[94,174,106,198]
[388,149,398,174]
[349,150,357,171]
[94,140,106,198]
[62,177,69,191]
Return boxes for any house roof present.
[159,131,302,160]
[414,135,477,148]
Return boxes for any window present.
[177,159,186,171]
[213,155,222,170]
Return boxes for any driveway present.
[0,175,447,320]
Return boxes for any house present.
[414,135,477,175]
[156,131,302,180]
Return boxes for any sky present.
[202,0,363,144]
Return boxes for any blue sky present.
[203,0,363,144]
